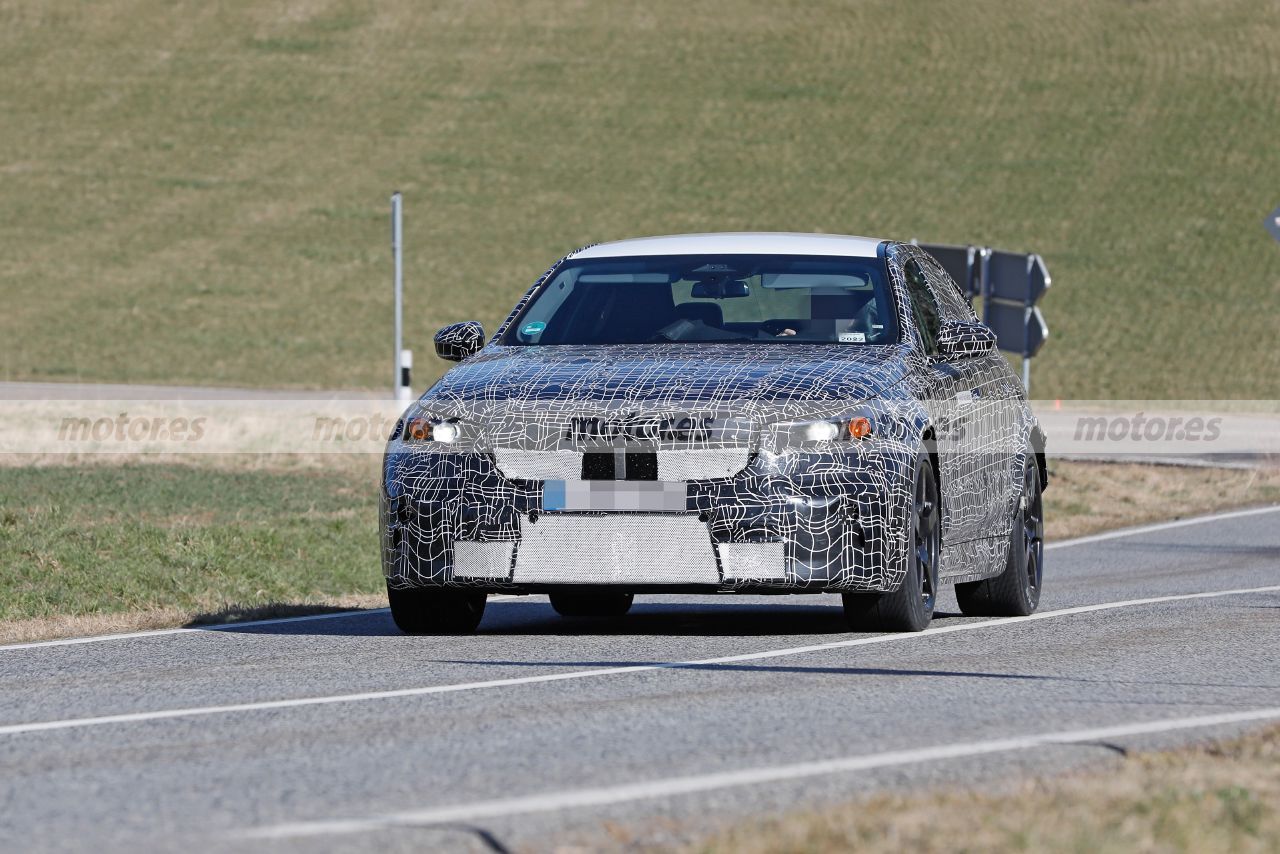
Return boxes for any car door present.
[916,249,1022,541]
[894,249,983,545]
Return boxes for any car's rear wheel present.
[955,453,1043,617]
[843,452,939,632]
[387,584,487,634]
[550,592,634,618]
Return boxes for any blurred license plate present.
[542,480,687,512]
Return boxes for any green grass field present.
[2,0,1278,397]
[0,462,382,623]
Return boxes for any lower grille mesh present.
[453,541,515,579]
[513,515,720,584]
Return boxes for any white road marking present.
[3,504,1275,653]
[1,583,1276,739]
[1044,504,1280,551]
[0,609,392,651]
[243,705,1280,839]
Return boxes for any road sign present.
[1266,205,1280,244]
[984,301,1049,358]
[986,250,1050,304]
[982,250,1051,358]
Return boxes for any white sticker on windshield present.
[839,332,866,343]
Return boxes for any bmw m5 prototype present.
[381,233,1046,633]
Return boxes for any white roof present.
[570,232,885,260]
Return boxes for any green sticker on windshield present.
[521,321,547,336]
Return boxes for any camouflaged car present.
[382,233,1046,633]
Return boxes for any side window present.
[920,255,979,323]
[903,259,941,354]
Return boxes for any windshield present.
[502,253,899,346]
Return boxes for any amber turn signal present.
[404,418,432,441]
[847,416,873,439]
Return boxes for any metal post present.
[391,192,408,402]
[978,248,991,326]
[1021,254,1033,393]
[400,348,413,400]
[964,245,976,306]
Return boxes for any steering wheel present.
[760,319,794,337]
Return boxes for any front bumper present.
[382,444,915,593]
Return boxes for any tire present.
[955,453,1043,617]
[550,592,634,618]
[387,584,487,635]
[843,452,940,632]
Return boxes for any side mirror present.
[434,321,486,362]
[937,319,997,359]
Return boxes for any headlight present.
[802,421,840,442]
[776,411,876,449]
[402,416,461,444]
[433,422,459,443]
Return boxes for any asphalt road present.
[2,507,1278,853]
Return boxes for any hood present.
[421,343,911,417]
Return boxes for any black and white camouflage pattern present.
[431,321,485,363]
[382,237,1044,595]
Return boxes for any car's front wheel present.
[955,452,1043,617]
[387,584,487,634]
[550,592,634,618]
[843,452,939,632]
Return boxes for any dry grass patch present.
[0,593,389,646]
[0,450,383,477]
[1044,462,1280,540]
[685,725,1280,854]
